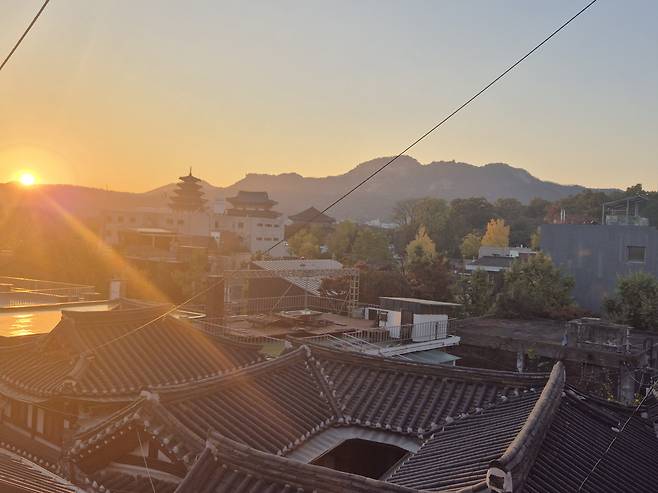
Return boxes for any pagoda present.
[169,169,207,212]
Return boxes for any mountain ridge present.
[2,156,617,222]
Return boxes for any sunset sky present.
[1,0,657,192]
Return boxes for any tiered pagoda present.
[169,169,207,212]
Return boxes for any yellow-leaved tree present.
[481,218,510,247]
[405,225,437,264]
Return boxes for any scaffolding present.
[208,267,360,314]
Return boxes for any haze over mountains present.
[3,156,612,221]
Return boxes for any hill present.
[1,157,610,221]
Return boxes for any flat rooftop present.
[0,301,115,338]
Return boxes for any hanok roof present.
[175,432,417,493]
[524,388,658,493]
[288,206,336,224]
[226,191,277,208]
[0,447,81,493]
[68,346,547,476]
[0,303,263,400]
[64,344,658,493]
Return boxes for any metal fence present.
[224,294,353,316]
[0,276,97,307]
[299,319,451,352]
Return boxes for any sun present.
[19,172,36,187]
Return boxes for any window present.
[266,224,272,227]
[257,223,263,227]
[256,237,263,241]
[627,246,646,262]
[118,216,124,223]
[177,219,184,225]
[238,222,244,229]
[129,216,136,223]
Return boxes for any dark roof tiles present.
[0,304,264,398]
[174,432,417,493]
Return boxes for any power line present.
[263,0,599,255]
[0,0,52,74]
[136,429,157,493]
[577,380,657,492]
[1,0,600,359]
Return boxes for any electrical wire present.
[0,0,601,370]
[262,0,599,256]
[136,429,157,493]
[0,0,52,74]
[577,379,658,492]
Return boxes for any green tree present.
[351,228,392,266]
[495,253,575,318]
[327,221,359,261]
[171,252,208,301]
[604,272,658,331]
[406,255,454,301]
[460,232,481,259]
[359,268,411,304]
[288,229,321,258]
[455,269,495,316]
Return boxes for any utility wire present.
[136,429,157,493]
[577,380,657,492]
[0,0,52,74]
[1,0,600,358]
[263,0,599,256]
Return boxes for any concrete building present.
[216,191,287,256]
[541,197,658,314]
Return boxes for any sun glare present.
[19,172,36,187]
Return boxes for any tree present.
[171,251,209,301]
[406,255,454,301]
[455,269,495,316]
[604,272,658,331]
[460,232,481,259]
[481,218,510,247]
[405,226,437,264]
[495,253,575,318]
[288,229,320,258]
[359,268,411,304]
[327,221,358,261]
[530,228,541,251]
[351,228,392,266]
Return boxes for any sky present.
[1,0,657,192]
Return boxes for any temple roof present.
[169,171,207,212]
[0,303,263,400]
[288,206,336,224]
[0,447,81,492]
[226,191,278,209]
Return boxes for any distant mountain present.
[1,157,615,222]
[147,156,605,221]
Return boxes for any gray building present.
[541,222,658,313]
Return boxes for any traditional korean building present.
[285,206,336,239]
[169,171,207,212]
[217,191,287,256]
[60,344,658,493]
[2,306,657,492]
[0,301,263,477]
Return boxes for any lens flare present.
[19,172,36,186]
